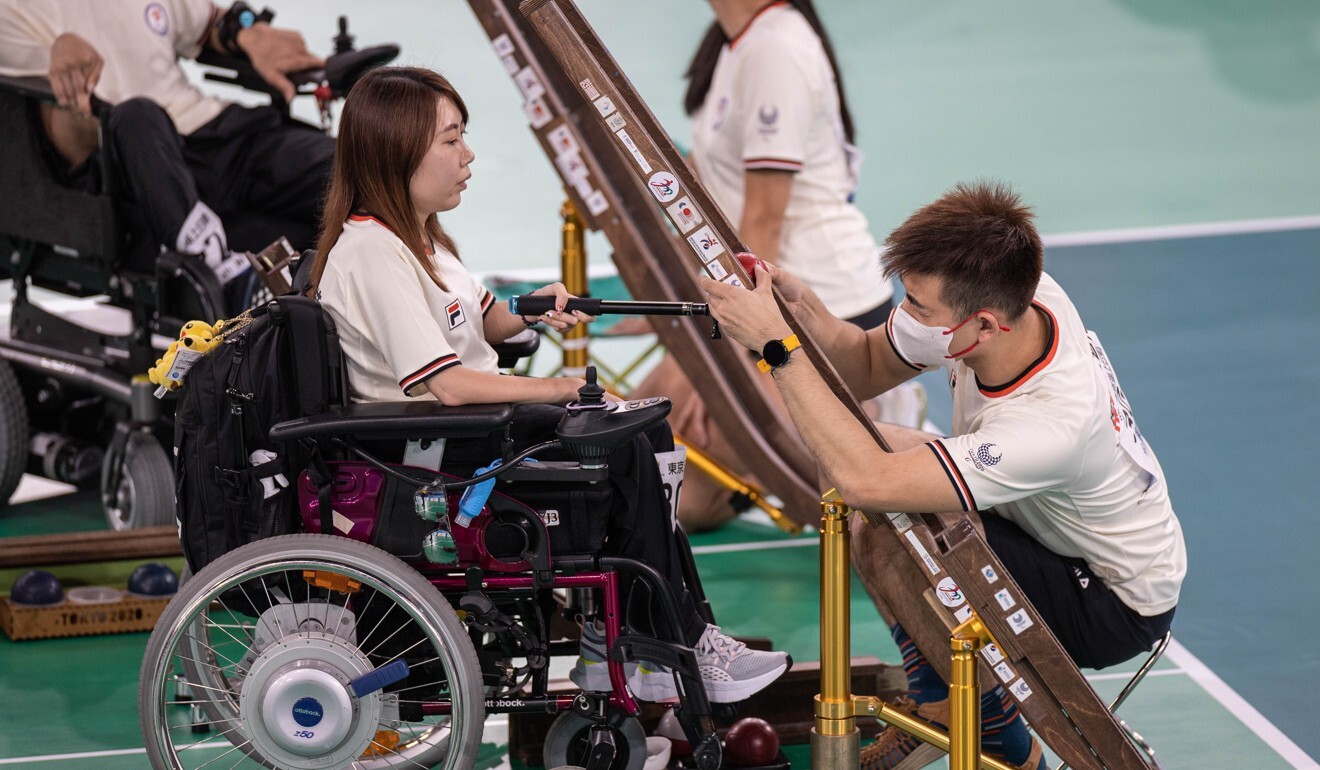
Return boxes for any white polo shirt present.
[0,0,225,135]
[922,274,1186,615]
[690,2,890,319]
[317,216,499,403]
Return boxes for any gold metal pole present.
[674,436,801,535]
[560,200,588,378]
[811,488,1014,770]
[949,616,990,770]
[812,490,859,769]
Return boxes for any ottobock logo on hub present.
[292,697,324,727]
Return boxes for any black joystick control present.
[569,367,610,412]
[334,16,354,54]
[557,368,672,465]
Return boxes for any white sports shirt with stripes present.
[918,274,1186,616]
[690,2,891,319]
[317,216,498,403]
[0,0,225,135]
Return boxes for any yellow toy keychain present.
[146,318,226,395]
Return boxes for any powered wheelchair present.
[137,276,740,770]
[0,17,396,526]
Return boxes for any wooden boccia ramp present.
[468,1,1156,767]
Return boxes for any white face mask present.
[887,306,1008,369]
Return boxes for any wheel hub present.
[240,631,382,769]
[261,667,354,755]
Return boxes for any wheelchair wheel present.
[101,431,173,530]
[139,534,484,770]
[543,711,647,770]
[0,359,29,503]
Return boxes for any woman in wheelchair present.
[302,66,789,705]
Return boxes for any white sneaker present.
[627,625,790,703]
[568,623,636,691]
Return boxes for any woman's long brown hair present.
[308,66,469,294]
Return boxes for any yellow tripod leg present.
[675,436,801,535]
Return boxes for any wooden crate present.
[0,594,171,641]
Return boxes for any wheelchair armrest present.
[493,328,540,369]
[0,74,56,103]
[195,48,278,99]
[0,74,112,116]
[195,44,399,102]
[323,44,399,96]
[269,401,514,442]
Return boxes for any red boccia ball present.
[734,252,768,286]
[722,717,779,768]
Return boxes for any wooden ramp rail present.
[465,0,823,527]
[496,1,1154,768]
[0,526,181,569]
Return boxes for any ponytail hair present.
[682,0,856,144]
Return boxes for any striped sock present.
[980,686,1031,765]
[891,624,949,705]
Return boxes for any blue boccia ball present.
[127,562,179,597]
[10,569,64,606]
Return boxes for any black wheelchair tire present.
[0,359,30,503]
[101,431,174,530]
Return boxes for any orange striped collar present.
[347,213,434,256]
[729,1,789,50]
[348,213,387,227]
[975,301,1058,398]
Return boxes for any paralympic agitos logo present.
[967,442,1002,471]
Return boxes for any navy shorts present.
[981,513,1175,670]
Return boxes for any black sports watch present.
[757,333,801,373]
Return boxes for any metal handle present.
[508,295,709,317]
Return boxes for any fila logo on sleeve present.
[446,300,466,330]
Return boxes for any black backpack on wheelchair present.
[171,251,550,573]
[172,294,343,573]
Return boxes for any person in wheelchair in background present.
[304,65,790,704]
[0,0,334,311]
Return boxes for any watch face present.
[762,339,788,367]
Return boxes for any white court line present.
[1083,667,1185,683]
[1165,639,1320,769]
[691,537,817,555]
[0,748,150,765]
[469,214,1320,289]
[0,717,512,765]
[1041,214,1320,248]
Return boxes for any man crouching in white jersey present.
[701,180,1184,770]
